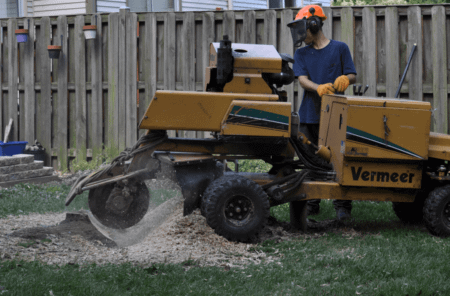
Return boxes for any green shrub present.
[227,159,272,173]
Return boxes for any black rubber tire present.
[392,192,426,224]
[202,174,270,242]
[88,180,150,229]
[424,185,450,237]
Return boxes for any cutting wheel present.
[88,180,150,229]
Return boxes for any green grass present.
[1,180,450,295]
[0,183,89,218]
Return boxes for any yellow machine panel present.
[345,105,431,160]
[428,132,450,161]
[223,73,273,94]
[320,95,431,188]
[221,101,291,137]
[139,91,279,132]
[341,161,422,188]
[210,43,282,73]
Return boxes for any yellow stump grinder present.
[66,37,450,245]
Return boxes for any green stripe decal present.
[346,126,422,159]
[231,106,289,124]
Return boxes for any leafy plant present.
[227,159,272,173]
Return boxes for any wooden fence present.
[1,5,450,170]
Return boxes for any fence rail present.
[1,5,450,170]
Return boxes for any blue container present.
[0,141,28,156]
[16,34,28,43]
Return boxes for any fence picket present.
[118,9,127,150]
[7,18,18,142]
[341,7,354,96]
[164,12,176,138]
[18,21,25,142]
[432,6,447,133]
[143,13,157,130]
[90,14,103,163]
[223,11,235,42]
[74,16,87,162]
[243,10,256,44]
[202,12,215,92]
[323,7,333,40]
[126,13,138,147]
[107,13,119,153]
[56,16,68,171]
[36,17,52,165]
[264,9,276,46]
[280,9,294,111]
[24,18,34,144]
[362,7,377,97]
[408,6,423,101]
[182,12,196,139]
[385,7,399,98]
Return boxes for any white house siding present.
[33,0,85,16]
[26,0,33,16]
[97,0,127,13]
[181,0,228,12]
[0,0,19,18]
[152,0,174,12]
[232,0,267,10]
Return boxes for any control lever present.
[362,85,369,95]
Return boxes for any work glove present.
[317,83,335,97]
[333,75,350,92]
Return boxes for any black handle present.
[362,85,369,96]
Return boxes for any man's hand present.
[333,75,350,92]
[317,83,335,97]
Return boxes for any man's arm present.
[298,76,319,92]
[299,74,356,92]
[347,73,356,85]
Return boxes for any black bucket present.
[48,49,61,59]
[23,150,46,165]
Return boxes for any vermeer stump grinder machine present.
[66,37,450,246]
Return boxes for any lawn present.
[0,182,449,295]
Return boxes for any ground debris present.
[0,207,281,268]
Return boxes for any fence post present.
[36,17,52,166]
[385,7,399,98]
[164,12,176,137]
[56,16,68,171]
[118,8,128,150]
[107,13,119,155]
[90,14,103,164]
[407,6,423,102]
[182,12,196,139]
[7,18,18,142]
[24,18,35,145]
[125,12,138,147]
[362,7,376,97]
[223,11,235,42]
[341,7,354,96]
[143,13,157,135]
[243,10,256,44]
[280,9,295,111]
[432,6,447,133]
[74,15,87,164]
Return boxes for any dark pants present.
[300,123,352,212]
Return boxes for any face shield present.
[287,19,307,47]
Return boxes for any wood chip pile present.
[0,206,280,268]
